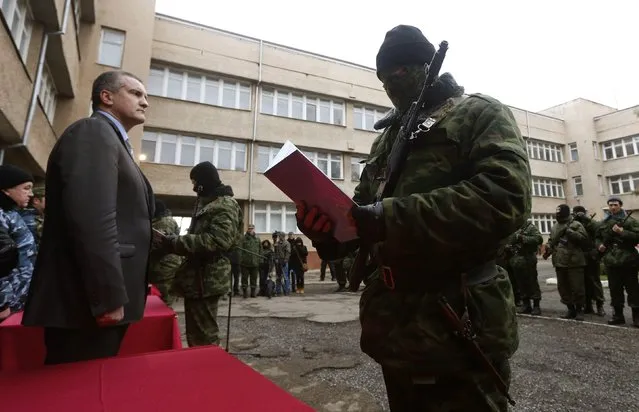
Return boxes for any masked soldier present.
[505,220,543,315]
[572,206,605,316]
[296,25,530,411]
[148,199,182,306]
[595,197,639,327]
[239,224,262,298]
[153,161,243,346]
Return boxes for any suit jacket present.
[22,113,155,328]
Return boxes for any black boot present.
[250,287,257,298]
[584,301,594,314]
[607,306,625,325]
[632,308,639,328]
[596,301,605,317]
[531,299,541,316]
[574,306,584,321]
[518,299,532,314]
[561,304,577,319]
[242,287,248,299]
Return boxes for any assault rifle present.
[601,210,634,254]
[348,40,449,292]
[506,221,532,256]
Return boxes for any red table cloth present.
[0,345,315,411]
[0,296,182,371]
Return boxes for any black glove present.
[295,201,334,243]
[153,230,177,254]
[351,202,385,243]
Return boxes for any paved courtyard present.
[173,261,639,411]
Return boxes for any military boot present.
[632,308,639,328]
[574,306,584,321]
[607,306,625,325]
[561,304,576,319]
[518,299,532,314]
[584,301,594,314]
[531,299,541,316]
[242,287,248,299]
[250,287,257,298]
[596,301,606,317]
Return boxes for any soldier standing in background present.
[496,242,521,307]
[229,247,241,297]
[19,185,45,250]
[274,231,291,295]
[595,197,639,327]
[506,220,543,315]
[153,161,243,346]
[544,204,589,321]
[572,206,606,316]
[239,224,262,298]
[297,24,529,410]
[148,199,182,306]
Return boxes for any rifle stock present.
[348,41,449,292]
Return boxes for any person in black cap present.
[544,204,589,320]
[0,165,36,321]
[296,24,532,410]
[595,196,639,327]
[572,206,606,316]
[153,161,243,346]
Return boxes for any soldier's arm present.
[172,201,241,255]
[566,222,589,246]
[619,218,639,244]
[382,100,531,262]
[521,226,543,247]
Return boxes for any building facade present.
[1,0,638,267]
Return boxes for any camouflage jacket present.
[171,187,243,298]
[18,208,43,249]
[507,222,543,268]
[595,211,639,268]
[0,208,36,311]
[149,215,183,283]
[274,239,291,263]
[319,90,530,372]
[572,213,600,260]
[547,218,588,268]
[239,233,262,267]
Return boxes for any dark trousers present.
[292,268,305,289]
[514,262,541,300]
[333,260,347,287]
[259,264,269,295]
[44,324,129,365]
[606,265,639,308]
[556,267,586,307]
[320,260,334,280]
[231,262,241,293]
[584,259,605,304]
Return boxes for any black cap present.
[376,25,436,77]
[0,165,34,190]
[154,199,167,218]
[190,161,221,194]
[573,206,586,214]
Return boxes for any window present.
[253,202,300,234]
[531,214,555,235]
[531,177,565,198]
[608,173,639,195]
[351,156,365,181]
[0,0,33,63]
[147,66,251,110]
[301,150,343,180]
[72,0,81,36]
[38,65,57,122]
[98,28,125,67]
[573,176,583,196]
[526,139,564,163]
[260,88,345,126]
[141,131,246,171]
[256,145,281,173]
[592,141,599,160]
[601,136,639,161]
[597,174,604,195]
[353,106,389,131]
[568,143,578,162]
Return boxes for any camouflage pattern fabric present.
[149,215,183,305]
[348,85,529,405]
[239,232,262,267]
[547,218,589,268]
[0,209,36,311]
[595,212,639,268]
[507,223,543,301]
[184,295,221,346]
[18,209,43,249]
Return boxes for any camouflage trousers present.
[512,263,541,301]
[381,358,511,411]
[184,295,222,347]
[240,266,259,289]
[556,267,585,307]
[584,260,604,304]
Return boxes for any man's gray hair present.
[91,70,143,112]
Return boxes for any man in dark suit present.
[22,70,155,364]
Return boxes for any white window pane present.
[217,141,232,170]
[205,80,219,105]
[167,71,183,99]
[354,110,363,129]
[257,150,270,172]
[186,75,201,102]
[622,180,631,193]
[277,93,288,116]
[292,96,303,119]
[180,137,196,166]
[318,159,328,175]
[330,159,341,179]
[99,43,123,67]
[285,214,297,233]
[306,102,316,121]
[365,110,374,131]
[254,212,267,233]
[319,100,330,123]
[234,145,246,171]
[160,135,177,164]
[141,140,156,162]
[239,85,251,110]
[200,147,214,163]
[270,212,282,232]
[222,83,235,108]
[261,90,274,114]
[148,68,164,96]
[333,104,344,125]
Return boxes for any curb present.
[545,277,609,288]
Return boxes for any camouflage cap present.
[32,186,45,198]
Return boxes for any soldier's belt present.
[379,260,499,291]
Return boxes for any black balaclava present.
[189,161,222,196]
[556,204,571,222]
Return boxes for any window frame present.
[97,27,126,68]
[252,202,300,234]
[0,0,33,64]
[260,87,346,126]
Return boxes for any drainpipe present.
[246,39,263,221]
[0,0,72,165]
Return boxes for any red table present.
[0,296,182,371]
[0,345,315,411]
